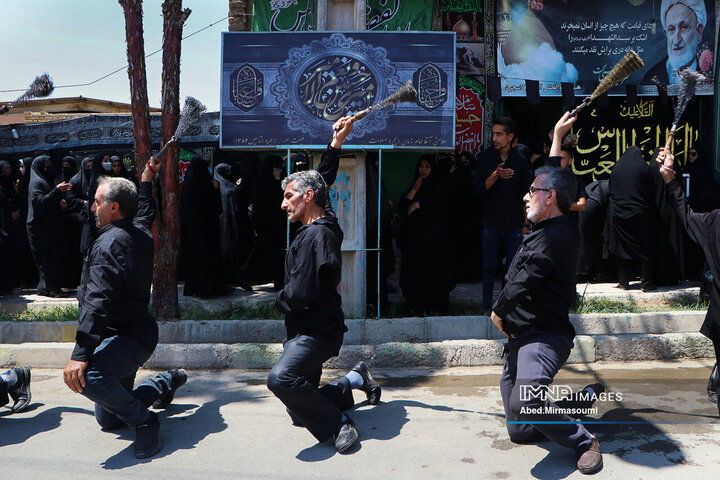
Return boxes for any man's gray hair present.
[535,166,577,214]
[97,176,138,218]
[281,170,329,207]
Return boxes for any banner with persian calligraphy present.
[366,0,433,31]
[441,1,485,76]
[571,97,700,183]
[496,0,715,97]
[252,0,316,32]
[456,76,485,154]
[221,32,456,149]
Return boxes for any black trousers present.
[0,378,7,408]
[500,333,594,452]
[267,334,353,442]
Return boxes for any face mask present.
[102,162,112,171]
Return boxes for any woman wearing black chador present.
[398,155,454,315]
[26,155,72,296]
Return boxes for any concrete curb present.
[0,333,712,369]
[0,312,706,345]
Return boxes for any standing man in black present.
[491,112,603,475]
[657,146,720,413]
[267,116,381,453]
[63,156,187,459]
[476,117,532,312]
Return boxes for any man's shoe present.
[707,363,718,404]
[134,412,161,459]
[577,437,603,474]
[152,369,187,409]
[641,283,657,292]
[8,367,31,413]
[334,416,358,453]
[351,361,381,405]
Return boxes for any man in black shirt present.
[63,156,187,459]
[491,111,603,476]
[657,146,720,413]
[267,116,381,453]
[476,117,532,311]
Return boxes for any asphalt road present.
[2,360,719,479]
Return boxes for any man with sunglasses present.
[490,112,604,475]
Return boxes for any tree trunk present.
[151,0,191,320]
[119,0,153,172]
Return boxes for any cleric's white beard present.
[668,34,699,70]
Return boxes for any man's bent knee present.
[267,368,296,395]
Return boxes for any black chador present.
[15,158,38,287]
[398,156,454,315]
[650,151,685,285]
[26,155,66,295]
[577,180,609,279]
[602,146,656,289]
[180,155,227,297]
[242,155,286,288]
[213,163,252,283]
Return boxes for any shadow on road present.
[0,405,94,448]
[295,399,473,462]
[100,376,264,470]
[525,406,697,480]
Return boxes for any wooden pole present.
[151,0,191,320]
[119,0,152,172]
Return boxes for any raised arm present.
[657,147,714,248]
[550,112,577,158]
[133,156,159,230]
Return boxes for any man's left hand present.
[64,359,88,394]
[491,311,510,338]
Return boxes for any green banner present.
[440,0,483,12]
[252,0,316,32]
[366,0,433,31]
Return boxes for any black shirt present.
[275,146,347,346]
[475,147,532,231]
[493,215,578,340]
[72,181,157,361]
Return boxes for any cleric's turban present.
[661,0,707,30]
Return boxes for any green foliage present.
[664,292,710,311]
[0,305,79,322]
[180,301,283,320]
[572,296,641,314]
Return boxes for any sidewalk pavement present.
[0,281,702,313]
[2,361,719,479]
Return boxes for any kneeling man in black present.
[267,116,381,453]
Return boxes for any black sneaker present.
[333,416,358,453]
[152,369,187,409]
[351,361,381,405]
[134,412,161,459]
[707,363,718,404]
[8,366,31,413]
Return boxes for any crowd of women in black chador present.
[1,137,715,304]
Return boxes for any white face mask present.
[102,162,112,171]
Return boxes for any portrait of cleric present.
[642,0,713,84]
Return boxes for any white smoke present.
[499,42,579,83]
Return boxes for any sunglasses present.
[528,186,551,197]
